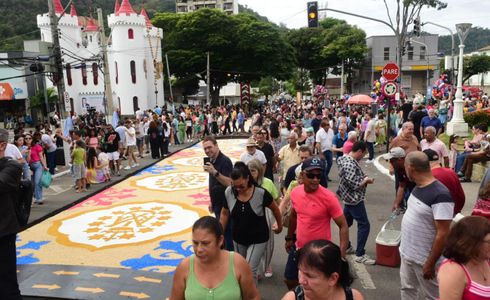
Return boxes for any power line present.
[0,30,40,45]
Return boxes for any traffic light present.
[307,2,318,28]
[413,16,421,37]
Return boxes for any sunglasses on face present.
[305,172,322,179]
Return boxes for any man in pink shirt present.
[420,126,449,167]
[284,157,349,289]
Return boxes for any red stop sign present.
[382,63,400,81]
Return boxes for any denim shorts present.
[284,245,299,280]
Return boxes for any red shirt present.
[291,185,344,249]
[432,167,465,215]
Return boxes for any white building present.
[37,0,164,116]
[176,0,238,14]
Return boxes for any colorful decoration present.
[371,76,397,109]
[432,73,452,100]
[313,85,329,101]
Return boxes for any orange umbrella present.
[346,94,374,105]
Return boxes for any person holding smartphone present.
[202,136,234,251]
[337,141,376,265]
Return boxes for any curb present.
[373,156,395,181]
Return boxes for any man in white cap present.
[240,137,267,166]
[384,147,416,211]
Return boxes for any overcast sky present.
[238,0,489,37]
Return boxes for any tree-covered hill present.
[0,1,270,51]
[0,0,175,51]
[438,27,490,54]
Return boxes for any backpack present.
[0,158,33,226]
[17,179,33,226]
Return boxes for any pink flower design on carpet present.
[171,150,198,158]
[188,192,210,206]
[70,187,137,209]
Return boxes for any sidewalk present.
[25,142,191,228]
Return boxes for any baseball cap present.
[383,147,406,160]
[301,157,325,172]
[423,149,439,162]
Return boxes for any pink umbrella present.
[346,94,375,105]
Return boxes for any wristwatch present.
[214,171,220,177]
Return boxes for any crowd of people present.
[2,92,490,299]
[170,94,490,300]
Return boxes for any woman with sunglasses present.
[438,216,490,299]
[220,161,283,284]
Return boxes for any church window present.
[130,60,136,84]
[128,29,134,39]
[81,63,87,85]
[92,63,98,85]
[66,64,72,86]
[115,61,119,84]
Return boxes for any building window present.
[133,97,138,113]
[115,61,118,84]
[130,60,136,84]
[81,63,87,85]
[89,36,92,43]
[383,47,390,61]
[128,29,134,39]
[407,45,414,60]
[92,63,98,85]
[420,46,426,60]
[66,64,72,86]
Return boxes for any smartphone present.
[203,157,211,165]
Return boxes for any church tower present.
[108,0,149,115]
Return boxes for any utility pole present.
[47,0,67,118]
[97,8,114,122]
[165,53,174,104]
[206,52,211,106]
[340,59,344,97]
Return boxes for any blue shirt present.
[332,132,348,157]
[420,116,442,132]
[154,107,162,116]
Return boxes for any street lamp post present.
[447,23,472,137]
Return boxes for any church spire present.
[53,0,64,14]
[114,0,120,15]
[118,0,136,15]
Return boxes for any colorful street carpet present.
[17,138,246,299]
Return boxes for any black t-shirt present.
[104,131,120,153]
[209,151,233,209]
[257,142,275,181]
[401,103,413,122]
[269,120,280,138]
[224,186,273,246]
[311,118,322,133]
[409,110,428,140]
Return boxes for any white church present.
[37,0,164,116]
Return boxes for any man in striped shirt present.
[399,151,454,300]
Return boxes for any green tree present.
[463,54,490,83]
[29,87,58,118]
[153,9,294,105]
[286,18,367,92]
[258,76,280,100]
